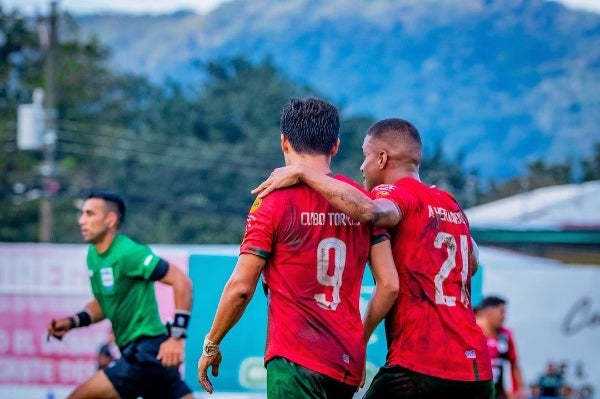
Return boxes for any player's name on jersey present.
[428,205,467,225]
[300,212,360,226]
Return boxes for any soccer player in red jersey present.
[476,296,526,399]
[253,118,494,398]
[197,98,398,398]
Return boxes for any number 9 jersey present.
[372,178,493,382]
[240,174,388,387]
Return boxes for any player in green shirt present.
[47,191,194,399]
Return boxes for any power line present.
[57,141,275,178]
[57,123,282,170]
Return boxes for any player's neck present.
[288,154,332,175]
[94,230,118,254]
[384,169,420,185]
[479,319,497,336]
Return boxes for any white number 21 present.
[433,232,469,307]
[314,237,346,311]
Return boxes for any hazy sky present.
[0,0,233,14]
[2,0,600,15]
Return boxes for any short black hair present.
[478,295,506,310]
[367,118,422,149]
[280,97,339,155]
[87,191,126,226]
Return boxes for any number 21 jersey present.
[373,178,492,382]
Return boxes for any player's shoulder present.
[332,174,367,193]
[247,189,286,215]
[499,326,515,338]
[373,178,416,198]
[435,186,459,202]
[114,234,147,252]
[115,233,136,246]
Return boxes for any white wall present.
[482,249,599,398]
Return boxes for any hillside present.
[75,0,600,179]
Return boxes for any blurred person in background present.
[253,118,493,398]
[475,296,527,399]
[197,97,398,398]
[47,191,194,399]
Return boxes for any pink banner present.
[0,243,190,388]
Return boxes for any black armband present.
[149,258,169,281]
[169,310,190,339]
[69,310,92,328]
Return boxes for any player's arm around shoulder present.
[368,197,401,228]
[363,239,399,342]
[252,164,401,227]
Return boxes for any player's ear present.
[330,138,340,156]
[106,210,119,229]
[378,151,388,169]
[280,134,290,153]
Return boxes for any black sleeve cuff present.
[371,234,390,245]
[149,258,169,281]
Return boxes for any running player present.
[197,98,398,399]
[47,191,194,399]
[253,118,494,398]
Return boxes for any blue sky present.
[2,0,600,15]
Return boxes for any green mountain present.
[76,0,600,179]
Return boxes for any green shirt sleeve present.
[122,240,161,280]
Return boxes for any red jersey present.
[372,178,492,381]
[240,174,386,386]
[487,327,518,393]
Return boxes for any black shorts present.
[363,365,494,399]
[103,334,192,399]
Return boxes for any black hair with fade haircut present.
[87,191,126,226]
[367,118,423,145]
[366,118,423,165]
[367,118,423,149]
[478,295,506,310]
[280,97,340,155]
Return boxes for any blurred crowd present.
[529,362,594,399]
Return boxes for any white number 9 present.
[314,237,346,311]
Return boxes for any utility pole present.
[39,0,58,243]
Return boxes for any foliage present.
[478,147,600,204]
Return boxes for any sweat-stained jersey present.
[240,174,387,387]
[372,178,492,382]
[87,233,166,348]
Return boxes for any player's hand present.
[46,318,72,341]
[359,359,367,389]
[156,337,184,368]
[251,165,303,198]
[198,351,222,394]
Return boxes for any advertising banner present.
[0,243,189,399]
[185,253,484,397]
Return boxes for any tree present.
[0,12,375,244]
[0,6,47,241]
[581,142,600,181]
